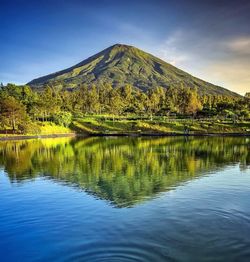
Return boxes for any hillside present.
[28,44,239,97]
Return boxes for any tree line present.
[0,83,249,133]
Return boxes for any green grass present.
[0,118,249,137]
[0,122,73,137]
[39,122,73,134]
[72,116,250,135]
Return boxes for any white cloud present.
[225,37,250,55]
[156,31,190,66]
[153,31,250,95]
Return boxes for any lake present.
[0,136,249,261]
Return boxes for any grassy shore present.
[0,117,249,140]
[71,116,250,135]
[0,122,74,139]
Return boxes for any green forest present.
[0,82,249,135]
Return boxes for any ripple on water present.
[63,242,173,262]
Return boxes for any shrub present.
[53,111,72,127]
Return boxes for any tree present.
[53,111,72,127]
[20,85,37,113]
[60,91,74,112]
[146,88,163,119]
[88,85,101,114]
[0,96,29,132]
[4,83,23,99]
[245,92,250,99]
[165,86,179,114]
[98,83,112,114]
[78,84,89,114]
[185,89,203,115]
[108,88,124,120]
[38,86,61,121]
[132,90,147,116]
[178,87,202,115]
[121,84,133,112]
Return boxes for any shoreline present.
[0,133,76,141]
[0,132,249,140]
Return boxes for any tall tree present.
[0,96,28,131]
[108,88,124,120]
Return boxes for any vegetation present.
[0,136,249,207]
[0,82,249,135]
[1,45,248,136]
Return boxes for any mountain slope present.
[28,44,239,97]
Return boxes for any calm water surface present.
[0,137,249,261]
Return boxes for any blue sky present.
[1,0,250,94]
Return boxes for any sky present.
[1,0,250,95]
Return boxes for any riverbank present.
[0,133,76,141]
[0,118,249,140]
[71,117,250,136]
[0,132,250,141]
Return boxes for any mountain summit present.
[28,44,238,97]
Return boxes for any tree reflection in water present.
[0,136,249,207]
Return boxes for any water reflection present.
[0,137,249,207]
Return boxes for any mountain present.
[28,44,239,97]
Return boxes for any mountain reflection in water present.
[0,136,249,207]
